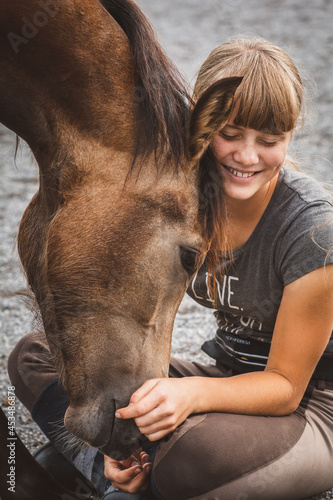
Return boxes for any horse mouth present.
[99,401,148,460]
[64,398,147,460]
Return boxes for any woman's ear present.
[188,76,242,162]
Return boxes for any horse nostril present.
[64,398,145,459]
[64,400,115,449]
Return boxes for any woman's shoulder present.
[273,167,333,239]
[261,167,333,242]
[279,167,333,207]
[272,168,333,286]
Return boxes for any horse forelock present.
[100,0,190,173]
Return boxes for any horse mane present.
[100,0,230,298]
[100,0,190,172]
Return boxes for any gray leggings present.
[7,332,333,500]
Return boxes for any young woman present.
[8,38,333,500]
[103,38,333,499]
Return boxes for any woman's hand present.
[115,378,197,441]
[104,450,151,493]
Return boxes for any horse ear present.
[188,76,243,162]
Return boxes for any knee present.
[152,428,208,500]
[7,334,31,387]
[152,456,183,500]
[7,332,57,412]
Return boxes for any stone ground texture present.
[0,0,332,498]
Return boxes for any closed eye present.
[220,132,239,141]
[260,139,278,147]
[180,247,200,275]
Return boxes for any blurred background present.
[0,1,332,496]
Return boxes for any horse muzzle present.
[100,415,149,460]
[64,397,147,460]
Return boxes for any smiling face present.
[194,39,304,206]
[210,112,292,204]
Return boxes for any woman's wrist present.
[185,376,216,414]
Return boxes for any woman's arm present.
[263,262,333,411]
[116,264,333,441]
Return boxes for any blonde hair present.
[193,37,304,134]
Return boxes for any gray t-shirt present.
[187,167,333,374]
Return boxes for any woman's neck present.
[225,176,278,250]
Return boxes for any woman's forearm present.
[115,370,299,443]
[189,370,298,417]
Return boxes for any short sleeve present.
[275,201,333,286]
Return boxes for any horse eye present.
[180,247,199,275]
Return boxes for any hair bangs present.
[232,57,301,135]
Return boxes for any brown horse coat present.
[0,0,240,459]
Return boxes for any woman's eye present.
[260,135,283,146]
[220,132,238,140]
[180,248,199,275]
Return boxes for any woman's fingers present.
[116,380,161,420]
[116,378,178,422]
[104,457,141,483]
[104,453,152,493]
[115,378,195,441]
[111,466,150,493]
[130,379,160,404]
[133,399,173,425]
[135,407,176,432]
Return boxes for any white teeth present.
[227,166,255,178]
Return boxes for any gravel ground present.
[1,0,333,498]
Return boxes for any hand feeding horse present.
[0,0,240,474]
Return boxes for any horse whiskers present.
[48,418,88,459]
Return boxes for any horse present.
[0,0,241,464]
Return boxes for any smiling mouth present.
[224,165,258,178]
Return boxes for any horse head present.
[0,0,241,458]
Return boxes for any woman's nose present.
[233,143,259,166]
